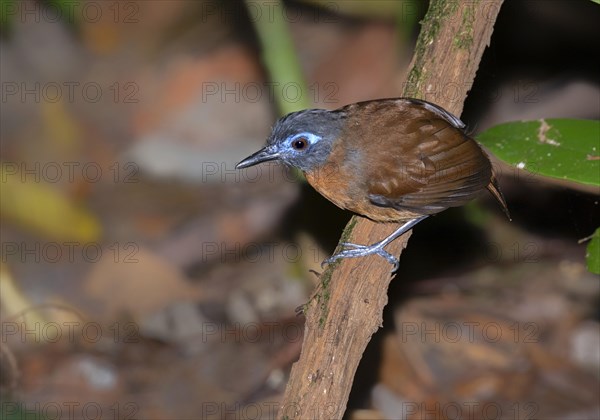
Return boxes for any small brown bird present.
[237,98,509,270]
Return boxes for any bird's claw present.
[321,242,400,272]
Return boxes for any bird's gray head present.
[236,108,346,172]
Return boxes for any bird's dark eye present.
[292,137,308,150]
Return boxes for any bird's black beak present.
[235,147,280,169]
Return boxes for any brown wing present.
[343,99,492,215]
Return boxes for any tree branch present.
[278,1,504,418]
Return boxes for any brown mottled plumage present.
[236,98,509,269]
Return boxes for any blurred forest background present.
[1,0,599,419]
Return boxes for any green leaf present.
[586,228,600,275]
[477,119,600,187]
[1,0,15,33]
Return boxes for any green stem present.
[245,0,311,115]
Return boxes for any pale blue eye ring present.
[288,132,321,151]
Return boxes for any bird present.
[236,98,509,270]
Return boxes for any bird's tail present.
[487,174,511,220]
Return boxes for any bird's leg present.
[322,216,428,272]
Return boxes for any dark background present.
[1,0,598,418]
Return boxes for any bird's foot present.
[321,242,399,272]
